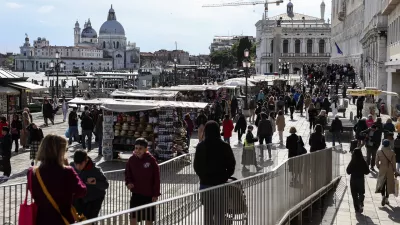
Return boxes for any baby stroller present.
[224,177,248,225]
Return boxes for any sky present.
[0,0,331,55]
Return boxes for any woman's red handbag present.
[18,170,37,225]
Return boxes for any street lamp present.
[174,58,177,86]
[243,48,250,110]
[278,58,282,78]
[49,51,65,97]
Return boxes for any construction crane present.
[203,0,284,25]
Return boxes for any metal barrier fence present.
[74,145,342,225]
[0,143,284,224]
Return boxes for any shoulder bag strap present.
[35,168,70,225]
[24,169,33,204]
[381,150,394,170]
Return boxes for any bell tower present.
[74,20,81,46]
[321,0,326,21]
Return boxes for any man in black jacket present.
[361,125,381,172]
[81,111,94,151]
[68,107,79,145]
[71,150,109,219]
[1,127,12,177]
[330,115,343,146]
[257,113,273,159]
[193,121,235,225]
[356,97,364,119]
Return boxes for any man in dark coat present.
[361,125,381,172]
[42,99,54,126]
[235,111,247,144]
[230,97,238,119]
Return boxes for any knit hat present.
[382,139,390,147]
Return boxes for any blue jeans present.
[199,184,226,225]
[68,126,79,145]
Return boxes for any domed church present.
[74,5,140,69]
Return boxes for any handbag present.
[18,170,37,225]
[297,136,307,155]
[35,168,86,224]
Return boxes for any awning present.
[9,82,47,93]
[110,90,179,98]
[68,98,208,113]
[154,85,223,92]
[0,86,20,95]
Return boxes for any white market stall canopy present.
[9,82,48,93]
[0,86,20,95]
[223,78,257,87]
[154,85,224,92]
[68,98,208,113]
[110,90,179,99]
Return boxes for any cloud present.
[6,2,23,9]
[37,5,54,13]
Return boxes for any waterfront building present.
[14,5,140,72]
[255,0,331,75]
[210,35,256,53]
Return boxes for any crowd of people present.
[1,63,400,224]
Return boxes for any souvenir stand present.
[97,98,208,162]
[110,89,179,100]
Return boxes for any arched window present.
[103,41,106,48]
[295,39,301,53]
[283,40,289,53]
[307,39,313,54]
[270,39,274,53]
[319,39,325,54]
[39,63,42,68]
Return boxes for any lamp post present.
[243,48,250,110]
[174,58,177,85]
[278,58,282,78]
[49,51,65,98]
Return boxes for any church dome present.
[99,21,125,36]
[99,5,125,36]
[81,26,98,38]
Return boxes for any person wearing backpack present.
[71,150,109,219]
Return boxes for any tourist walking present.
[289,95,296,120]
[249,97,256,123]
[184,114,194,147]
[1,127,12,177]
[330,115,343,146]
[304,95,312,120]
[346,148,369,213]
[356,97,364,119]
[375,140,397,206]
[235,111,247,144]
[309,124,326,152]
[354,118,368,146]
[71,150,109,220]
[361,125,382,172]
[315,110,328,132]
[276,110,286,145]
[194,121,235,225]
[68,107,79,145]
[222,114,234,144]
[257,112,273,159]
[286,127,304,183]
[308,103,317,131]
[383,118,395,139]
[196,110,208,142]
[28,134,87,225]
[81,111,94,151]
[20,111,31,150]
[0,116,8,138]
[394,134,400,172]
[61,96,68,122]
[297,93,304,117]
[42,99,54,126]
[242,125,262,171]
[27,123,44,166]
[125,138,160,225]
[10,114,22,153]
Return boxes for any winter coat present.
[235,114,247,132]
[11,119,22,140]
[269,118,276,133]
[194,134,236,186]
[330,118,343,132]
[42,103,53,118]
[257,118,273,137]
[375,147,397,195]
[361,128,381,147]
[346,156,369,179]
[0,133,12,158]
[309,133,326,152]
[222,119,234,138]
[286,134,300,158]
[276,115,285,132]
[20,112,31,146]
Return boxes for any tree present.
[236,37,253,67]
[210,49,235,70]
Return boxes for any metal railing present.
[0,153,195,224]
[74,145,342,225]
[0,144,286,224]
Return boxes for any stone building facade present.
[255,1,331,75]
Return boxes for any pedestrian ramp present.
[0,144,286,224]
